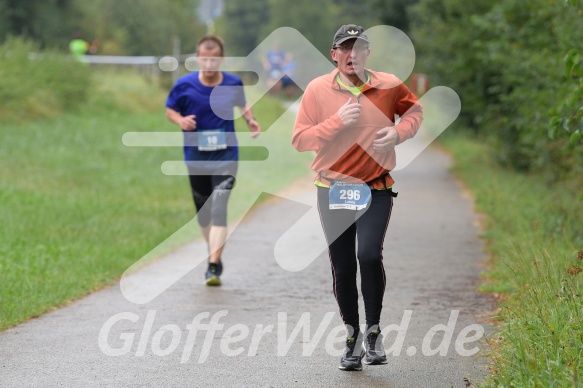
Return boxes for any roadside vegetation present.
[412,0,583,384]
[440,132,582,386]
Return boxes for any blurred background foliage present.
[0,0,581,189]
[0,37,91,120]
[0,0,206,55]
[411,0,583,189]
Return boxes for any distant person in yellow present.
[69,33,89,63]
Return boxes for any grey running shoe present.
[338,336,364,371]
[363,329,387,365]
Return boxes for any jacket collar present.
[328,68,382,91]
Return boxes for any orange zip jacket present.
[292,69,423,189]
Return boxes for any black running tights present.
[317,186,394,331]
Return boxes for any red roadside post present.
[410,73,429,97]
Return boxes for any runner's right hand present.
[337,98,362,127]
[180,114,196,131]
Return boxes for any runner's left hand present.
[373,127,399,152]
[248,119,261,138]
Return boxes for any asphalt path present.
[0,143,495,388]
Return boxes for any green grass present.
[0,68,312,331]
[440,132,583,387]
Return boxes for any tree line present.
[409,0,582,187]
[0,0,206,55]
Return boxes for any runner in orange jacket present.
[292,24,423,371]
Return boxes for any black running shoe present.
[215,259,223,276]
[205,261,223,286]
[363,329,387,365]
[338,336,364,371]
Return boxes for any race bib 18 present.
[198,129,227,151]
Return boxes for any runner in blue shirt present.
[166,35,261,286]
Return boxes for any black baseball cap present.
[332,24,369,48]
